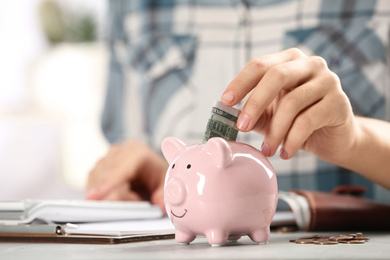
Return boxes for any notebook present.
[0,200,163,225]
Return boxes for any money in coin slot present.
[203,100,241,143]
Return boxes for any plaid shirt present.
[102,0,390,201]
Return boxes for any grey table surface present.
[1,231,389,260]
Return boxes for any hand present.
[221,48,357,165]
[87,140,168,210]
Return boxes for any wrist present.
[330,117,363,168]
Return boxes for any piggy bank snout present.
[165,179,186,206]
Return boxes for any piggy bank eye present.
[187,164,191,169]
[172,164,175,169]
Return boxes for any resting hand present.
[221,48,357,165]
[86,140,168,210]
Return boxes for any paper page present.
[64,217,175,236]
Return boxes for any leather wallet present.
[291,186,390,231]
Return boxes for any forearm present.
[338,116,390,190]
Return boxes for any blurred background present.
[0,0,108,199]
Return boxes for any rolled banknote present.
[203,100,241,143]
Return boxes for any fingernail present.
[280,148,289,160]
[261,142,271,157]
[237,114,250,131]
[221,91,235,104]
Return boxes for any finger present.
[104,191,143,201]
[86,158,107,195]
[261,78,329,156]
[87,141,148,200]
[137,151,168,193]
[86,144,121,195]
[237,57,318,132]
[87,160,140,200]
[279,99,331,160]
[222,48,305,106]
[151,183,166,214]
[103,183,143,201]
[102,190,143,201]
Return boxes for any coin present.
[314,240,338,245]
[339,240,366,244]
[275,226,298,233]
[314,237,332,242]
[299,235,322,240]
[355,236,370,241]
[329,235,354,241]
[295,239,315,244]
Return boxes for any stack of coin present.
[290,233,370,245]
[203,100,241,143]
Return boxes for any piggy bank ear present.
[161,137,188,163]
[203,137,233,168]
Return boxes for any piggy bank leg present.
[205,230,229,247]
[248,227,270,244]
[175,228,196,245]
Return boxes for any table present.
[1,231,389,259]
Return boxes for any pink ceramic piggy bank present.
[161,137,278,246]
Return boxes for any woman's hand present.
[221,48,357,165]
[86,140,168,210]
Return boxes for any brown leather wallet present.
[292,186,390,231]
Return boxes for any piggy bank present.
[161,137,278,246]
